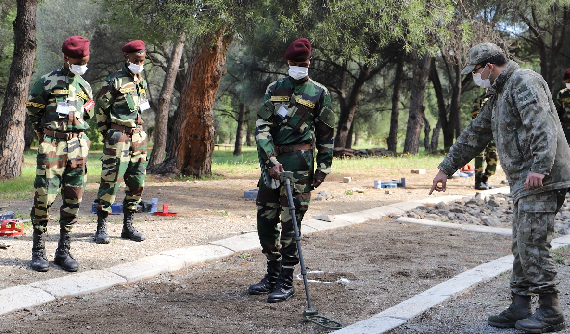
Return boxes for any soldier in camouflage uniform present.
[247,38,335,303]
[555,68,570,146]
[472,93,498,190]
[430,43,570,333]
[93,40,149,244]
[26,36,94,272]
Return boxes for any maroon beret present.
[284,38,311,62]
[62,36,90,58]
[122,40,146,53]
[564,68,570,81]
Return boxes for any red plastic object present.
[0,219,24,237]
[461,164,474,172]
[153,204,177,216]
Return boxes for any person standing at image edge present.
[430,42,570,333]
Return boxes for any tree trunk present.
[450,64,462,139]
[147,32,185,169]
[430,119,442,152]
[0,0,37,179]
[423,115,431,151]
[353,131,359,146]
[233,102,246,156]
[24,115,35,150]
[346,120,354,149]
[245,116,254,147]
[403,52,432,154]
[429,57,452,150]
[334,67,369,148]
[387,50,405,152]
[152,29,232,177]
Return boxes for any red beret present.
[284,38,311,62]
[122,40,146,53]
[62,36,90,58]
[564,68,570,81]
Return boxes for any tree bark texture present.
[403,52,432,154]
[0,0,37,179]
[153,29,232,177]
[429,58,452,150]
[450,63,462,139]
[387,51,405,152]
[147,32,186,169]
[233,102,246,156]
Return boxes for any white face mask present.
[128,62,144,74]
[68,62,88,76]
[473,64,491,89]
[566,83,570,89]
[288,66,309,80]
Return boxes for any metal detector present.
[280,171,343,330]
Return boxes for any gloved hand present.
[268,163,284,180]
[312,170,327,188]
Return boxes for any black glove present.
[312,170,327,188]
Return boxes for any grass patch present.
[0,146,449,200]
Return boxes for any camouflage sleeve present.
[94,79,115,134]
[514,77,558,175]
[255,85,279,168]
[438,103,493,176]
[82,81,95,120]
[314,91,335,175]
[25,77,48,131]
[555,90,564,120]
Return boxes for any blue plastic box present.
[0,211,15,220]
[381,183,397,188]
[244,189,259,200]
[91,203,123,215]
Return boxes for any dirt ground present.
[0,163,512,333]
[0,220,511,334]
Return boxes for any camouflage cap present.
[461,43,504,75]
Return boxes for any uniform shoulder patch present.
[317,106,336,128]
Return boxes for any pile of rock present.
[403,192,570,234]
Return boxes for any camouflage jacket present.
[95,64,149,133]
[471,93,488,120]
[555,88,570,129]
[26,67,94,132]
[256,76,335,175]
[439,61,570,202]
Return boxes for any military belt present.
[110,122,142,135]
[274,143,312,156]
[43,129,83,140]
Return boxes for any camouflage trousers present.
[31,133,90,231]
[511,189,567,296]
[475,140,497,178]
[96,128,147,213]
[256,149,314,266]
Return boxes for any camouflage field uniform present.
[26,67,94,231]
[94,64,149,212]
[256,76,335,266]
[471,93,497,182]
[555,87,570,145]
[439,61,570,295]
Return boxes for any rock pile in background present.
[403,192,570,234]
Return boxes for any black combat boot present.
[475,174,488,190]
[54,227,78,272]
[488,293,532,328]
[121,209,146,242]
[482,175,494,189]
[267,266,295,303]
[30,228,49,272]
[95,210,111,244]
[515,293,566,333]
[248,260,282,295]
